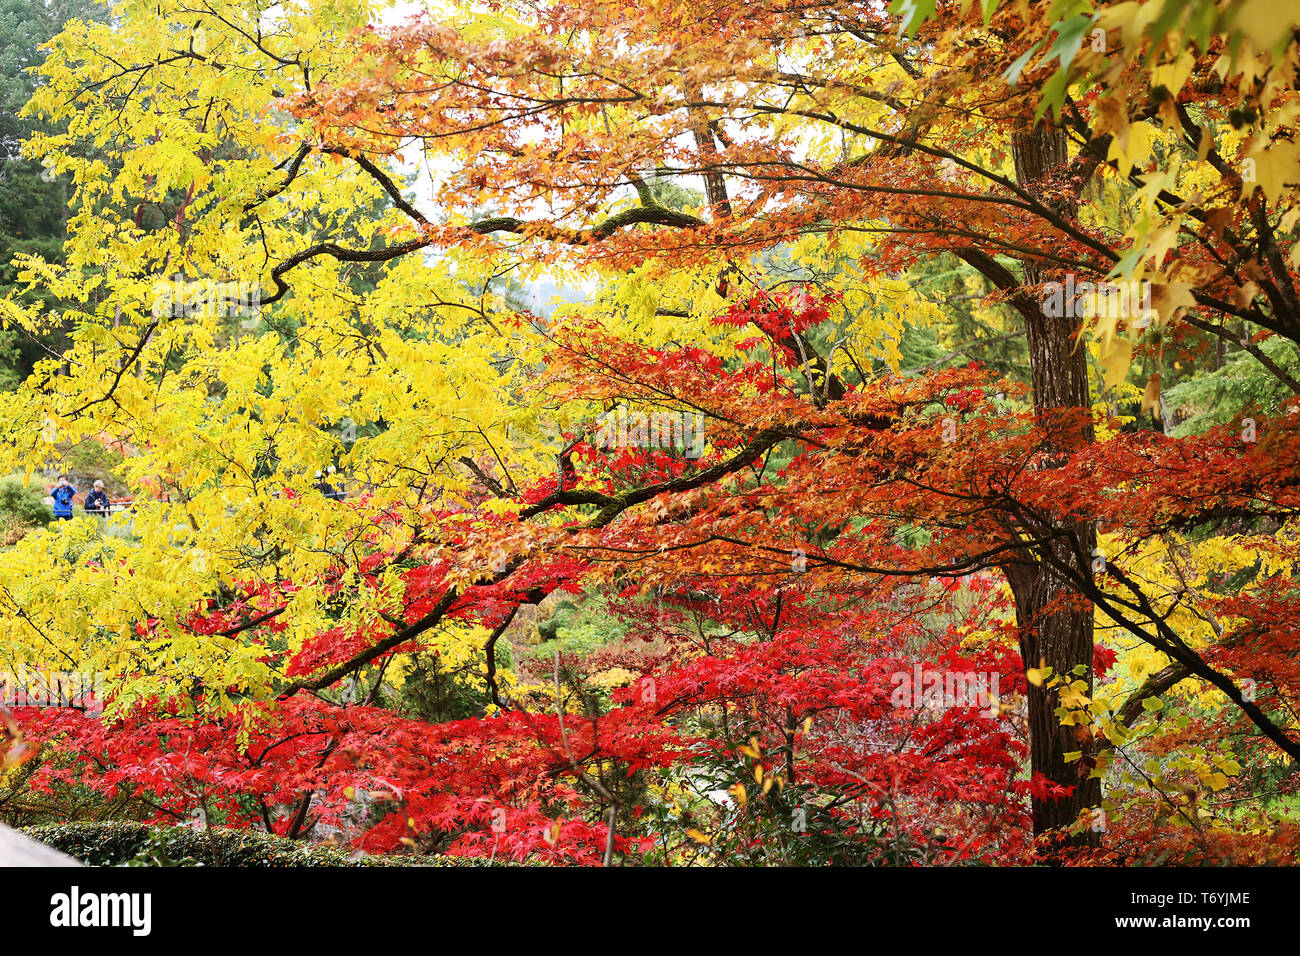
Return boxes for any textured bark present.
[1005,540,1101,846]
[1008,123,1102,851]
[684,82,733,220]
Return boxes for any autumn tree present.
[280,0,1300,845]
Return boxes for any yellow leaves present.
[1090,527,1274,749]
[684,828,711,844]
[615,277,661,326]
[122,138,212,200]
[1142,223,1180,272]
[1197,124,1215,163]
[1202,771,1232,792]
[738,737,762,759]
[1057,680,1091,711]
[1148,50,1196,98]
[1100,337,1134,390]
[1225,0,1300,56]
[728,782,748,806]
[0,517,267,719]
[1244,139,1300,205]
[587,666,637,689]
[419,622,514,698]
[1106,120,1156,179]
[1096,1,1160,53]
[1215,756,1244,777]
[1152,281,1195,323]
[1091,90,1129,139]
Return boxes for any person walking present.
[50,475,77,521]
[84,480,111,517]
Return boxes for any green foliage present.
[0,472,50,526]
[530,592,627,656]
[895,323,950,372]
[647,177,704,213]
[906,254,1029,378]
[0,0,106,387]
[24,821,544,865]
[654,761,942,866]
[398,636,514,722]
[1165,337,1300,436]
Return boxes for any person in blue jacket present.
[84,480,111,517]
[50,475,77,521]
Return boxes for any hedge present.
[24,821,542,867]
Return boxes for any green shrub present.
[529,593,626,656]
[397,634,514,721]
[0,475,52,527]
[24,821,544,867]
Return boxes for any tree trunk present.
[1005,542,1101,848]
[1008,124,1102,853]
